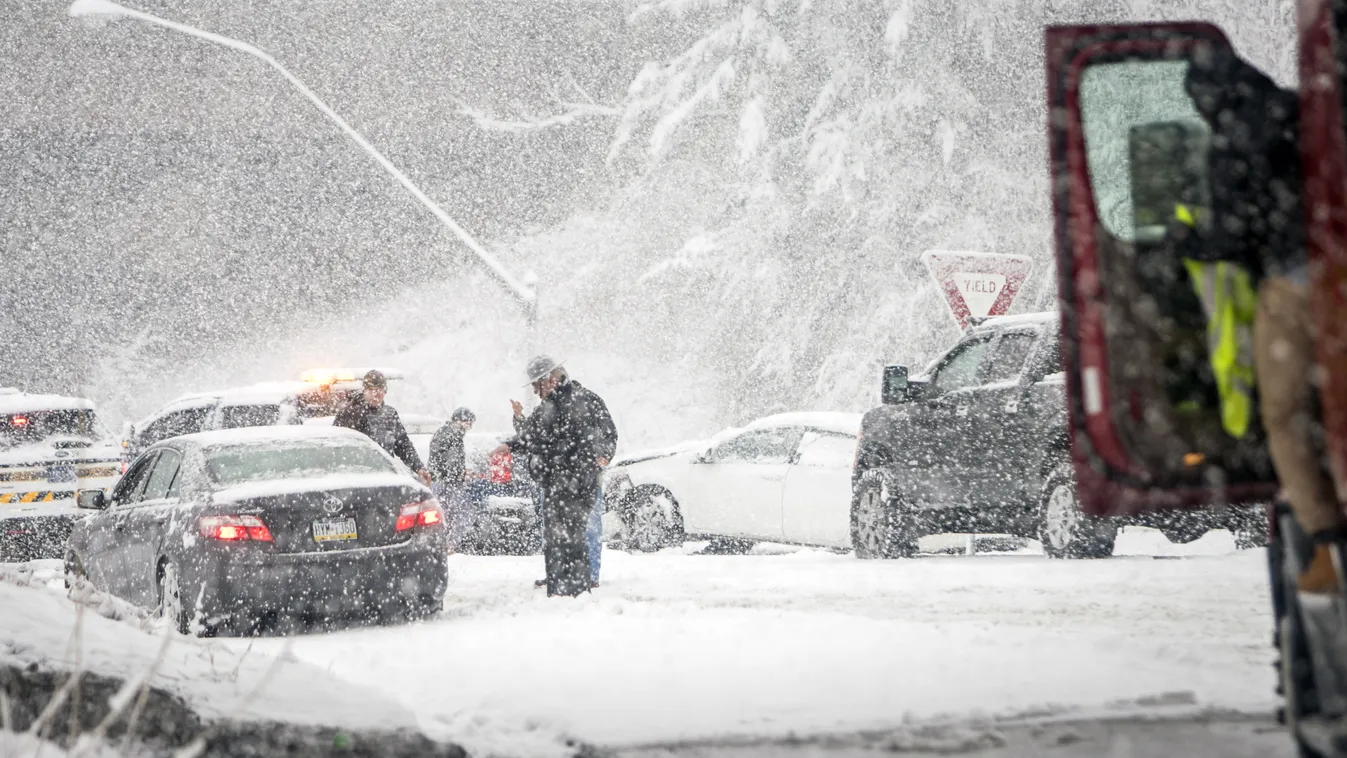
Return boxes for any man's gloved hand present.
[417,469,432,486]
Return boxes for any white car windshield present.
[1,408,102,448]
[206,440,395,487]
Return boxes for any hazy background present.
[0,0,1295,449]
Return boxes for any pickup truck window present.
[930,337,993,394]
[978,332,1038,385]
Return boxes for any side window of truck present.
[977,332,1038,385]
[929,337,994,394]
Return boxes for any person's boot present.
[1300,543,1343,594]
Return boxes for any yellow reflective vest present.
[1175,204,1258,439]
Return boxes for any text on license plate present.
[312,518,358,543]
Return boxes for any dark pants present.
[542,484,595,597]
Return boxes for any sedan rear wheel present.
[158,561,190,635]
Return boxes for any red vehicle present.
[1047,5,1347,755]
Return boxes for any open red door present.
[1299,0,1347,507]
[1046,23,1279,516]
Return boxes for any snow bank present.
[0,563,415,732]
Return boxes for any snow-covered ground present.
[244,528,1275,751]
[1,527,1278,757]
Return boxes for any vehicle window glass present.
[141,406,211,445]
[113,454,157,506]
[141,450,182,501]
[978,333,1038,385]
[219,404,281,430]
[710,428,796,465]
[1,409,100,449]
[206,441,395,487]
[794,431,856,469]
[1078,59,1210,243]
[930,338,993,394]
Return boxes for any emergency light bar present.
[299,367,406,386]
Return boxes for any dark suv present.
[851,312,1264,558]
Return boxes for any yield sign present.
[922,250,1035,330]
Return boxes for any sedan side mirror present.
[881,365,910,405]
[77,489,108,511]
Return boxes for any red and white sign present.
[922,250,1035,330]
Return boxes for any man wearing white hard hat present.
[496,355,617,597]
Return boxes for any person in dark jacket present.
[1182,51,1345,592]
[513,375,611,590]
[495,355,617,597]
[429,407,476,485]
[333,370,431,486]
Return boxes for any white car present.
[602,412,862,551]
[0,388,122,561]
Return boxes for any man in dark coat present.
[429,407,476,485]
[497,355,617,597]
[333,370,431,486]
[1183,51,1344,592]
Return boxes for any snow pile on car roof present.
[175,424,370,447]
[0,392,96,416]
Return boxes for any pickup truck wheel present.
[851,474,918,559]
[622,487,684,553]
[1038,463,1116,559]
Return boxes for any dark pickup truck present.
[851,311,1264,558]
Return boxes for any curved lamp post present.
[68,0,539,331]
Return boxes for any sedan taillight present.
[489,450,513,484]
[396,499,443,532]
[199,515,273,542]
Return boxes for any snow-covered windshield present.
[206,441,395,487]
[0,409,101,448]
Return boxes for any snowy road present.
[227,529,1280,755]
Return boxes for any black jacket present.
[507,380,618,495]
[428,423,468,484]
[1182,50,1305,282]
[333,399,424,472]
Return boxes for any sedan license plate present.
[312,517,358,543]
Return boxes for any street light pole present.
[68,0,539,329]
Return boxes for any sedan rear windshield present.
[1,409,101,448]
[206,441,395,487]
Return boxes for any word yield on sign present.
[921,250,1034,330]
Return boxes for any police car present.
[0,388,122,561]
[124,368,405,457]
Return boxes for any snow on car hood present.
[611,439,711,467]
[212,472,428,503]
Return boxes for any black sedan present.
[67,426,448,635]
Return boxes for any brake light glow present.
[10,416,28,428]
[396,499,443,532]
[199,515,274,542]
[489,450,513,484]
